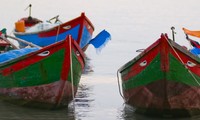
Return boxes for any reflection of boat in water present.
[74,84,94,107]
[68,83,94,119]
[0,100,75,120]
[83,56,94,74]
[121,104,168,120]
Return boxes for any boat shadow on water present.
[120,104,200,120]
[0,100,74,120]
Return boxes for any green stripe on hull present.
[167,54,200,86]
[122,53,200,90]
[67,51,82,86]
[0,49,82,88]
[122,54,164,90]
[0,49,65,88]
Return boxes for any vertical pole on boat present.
[25,4,32,17]
[171,26,176,41]
[69,35,75,109]
[29,4,32,17]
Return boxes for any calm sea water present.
[1,0,200,119]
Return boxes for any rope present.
[6,35,42,49]
[163,35,200,86]
[55,25,61,43]
[69,36,75,109]
[117,69,125,100]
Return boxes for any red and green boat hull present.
[0,36,85,109]
[119,34,200,117]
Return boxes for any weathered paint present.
[119,34,200,117]
[0,36,85,109]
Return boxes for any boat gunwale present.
[0,36,85,68]
[13,13,95,36]
[118,34,200,73]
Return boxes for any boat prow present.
[118,33,200,117]
[0,35,85,109]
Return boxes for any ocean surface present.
[1,0,200,119]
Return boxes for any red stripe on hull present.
[160,34,169,72]
[38,13,94,38]
[60,37,71,81]
[1,41,65,76]
[123,45,159,81]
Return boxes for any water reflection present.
[70,83,94,119]
[82,56,94,74]
[119,104,200,120]
[0,100,75,120]
[0,78,94,120]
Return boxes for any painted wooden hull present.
[118,34,200,117]
[13,13,94,50]
[0,36,85,109]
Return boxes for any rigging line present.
[69,35,75,109]
[117,69,125,100]
[55,25,61,43]
[164,35,200,86]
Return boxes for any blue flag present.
[89,29,111,53]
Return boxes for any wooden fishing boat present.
[0,35,85,109]
[118,33,200,117]
[13,12,94,51]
